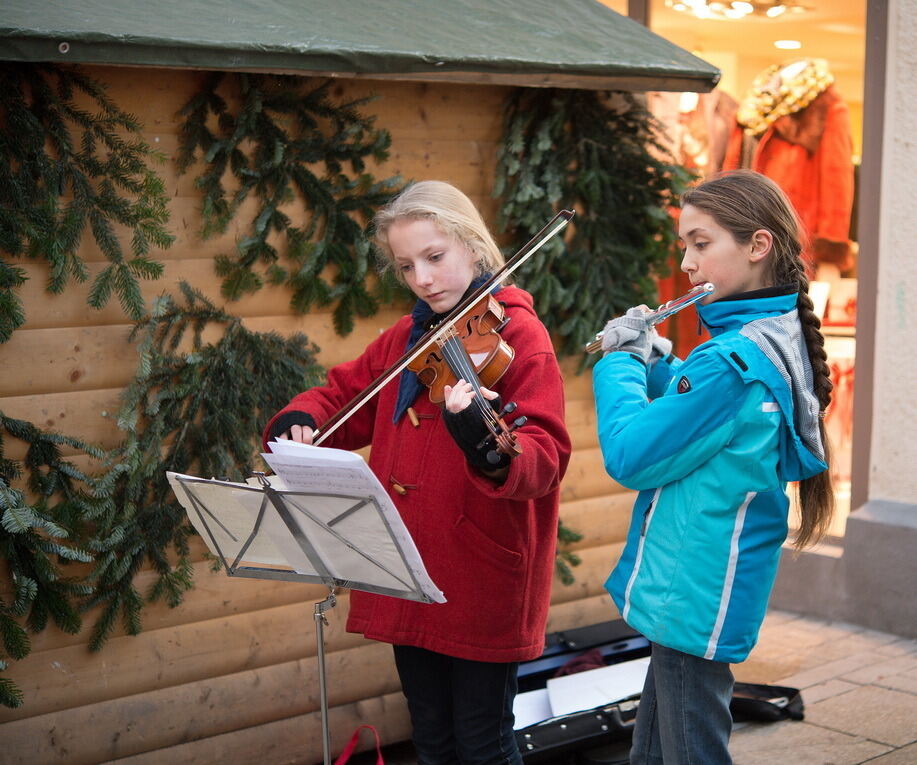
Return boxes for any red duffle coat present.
[263,285,571,662]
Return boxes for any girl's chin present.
[430,296,459,312]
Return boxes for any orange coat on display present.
[724,86,855,270]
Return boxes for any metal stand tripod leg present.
[314,590,337,765]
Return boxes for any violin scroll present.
[477,401,526,465]
[441,389,526,470]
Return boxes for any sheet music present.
[546,656,650,717]
[166,440,444,603]
[262,440,444,603]
[512,688,554,730]
[265,439,380,496]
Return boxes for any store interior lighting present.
[663,1,811,20]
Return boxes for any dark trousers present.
[393,644,523,765]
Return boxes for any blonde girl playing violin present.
[263,181,571,764]
[594,170,834,764]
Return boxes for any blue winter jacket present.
[593,289,828,663]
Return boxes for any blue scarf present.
[392,274,499,423]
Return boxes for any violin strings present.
[438,330,501,432]
[440,336,494,422]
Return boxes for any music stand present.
[167,469,441,765]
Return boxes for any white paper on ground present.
[512,688,554,730]
[546,656,650,717]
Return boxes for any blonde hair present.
[372,181,505,283]
[683,170,834,549]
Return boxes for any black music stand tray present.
[167,470,438,765]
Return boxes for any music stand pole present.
[314,590,337,765]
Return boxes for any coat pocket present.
[453,514,523,572]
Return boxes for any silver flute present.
[584,282,715,354]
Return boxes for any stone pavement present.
[341,609,917,765]
[729,609,917,764]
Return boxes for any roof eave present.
[0,37,720,93]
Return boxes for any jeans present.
[630,642,735,765]
[393,644,523,765]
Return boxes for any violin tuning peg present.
[500,401,517,416]
[511,416,527,431]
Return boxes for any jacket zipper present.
[641,502,653,536]
[623,486,662,621]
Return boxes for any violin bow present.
[310,209,574,446]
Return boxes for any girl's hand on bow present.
[268,412,318,445]
[277,424,314,444]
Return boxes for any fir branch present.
[87,283,326,649]
[554,550,583,587]
[0,608,31,659]
[177,74,406,331]
[494,89,695,362]
[0,663,25,708]
[554,518,584,586]
[0,413,107,707]
[0,63,172,334]
[0,260,27,343]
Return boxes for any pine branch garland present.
[0,416,107,707]
[0,63,173,337]
[0,662,24,708]
[0,275,322,699]
[494,89,695,362]
[554,518,584,586]
[496,90,695,584]
[177,74,407,332]
[0,262,27,344]
[85,282,326,650]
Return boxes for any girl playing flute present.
[594,170,834,764]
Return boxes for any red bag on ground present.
[333,724,384,765]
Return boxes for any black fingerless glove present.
[267,411,317,441]
[442,396,511,472]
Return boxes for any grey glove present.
[601,307,652,362]
[648,334,673,367]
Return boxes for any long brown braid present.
[682,170,835,548]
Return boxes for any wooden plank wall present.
[0,66,635,764]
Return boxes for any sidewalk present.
[345,609,917,764]
[729,609,917,764]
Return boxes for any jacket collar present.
[698,284,797,336]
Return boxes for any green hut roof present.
[0,0,719,91]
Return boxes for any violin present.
[408,293,512,402]
[408,292,526,464]
[310,209,574,457]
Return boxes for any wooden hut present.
[0,1,718,762]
